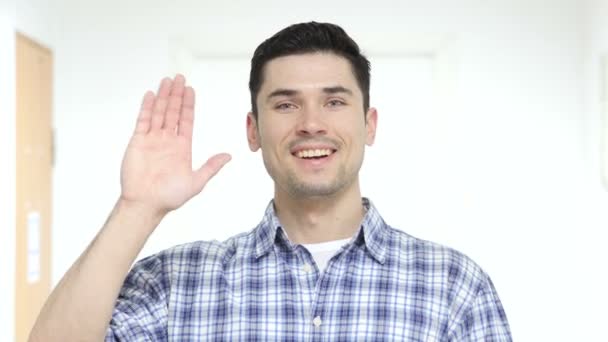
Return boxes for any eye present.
[275,102,297,111]
[327,99,346,107]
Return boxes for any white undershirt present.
[301,237,352,273]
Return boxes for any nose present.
[296,106,327,136]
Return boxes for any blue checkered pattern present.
[106,198,512,341]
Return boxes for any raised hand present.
[119,75,231,216]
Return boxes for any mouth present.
[291,148,337,160]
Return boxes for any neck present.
[273,181,365,245]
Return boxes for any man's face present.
[247,52,377,199]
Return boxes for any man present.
[30,22,512,341]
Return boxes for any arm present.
[28,75,231,341]
[448,276,513,341]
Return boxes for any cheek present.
[258,129,279,150]
[259,119,292,147]
[341,121,368,144]
[257,131,287,165]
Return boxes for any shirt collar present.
[254,197,389,265]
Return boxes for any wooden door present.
[15,32,53,342]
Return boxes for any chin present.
[286,180,345,198]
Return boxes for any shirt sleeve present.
[448,276,513,341]
[105,254,170,342]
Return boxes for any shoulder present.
[131,228,258,276]
[385,226,510,327]
[381,228,511,339]
[384,226,492,294]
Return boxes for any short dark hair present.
[248,22,371,118]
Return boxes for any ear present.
[246,112,261,151]
[365,107,378,146]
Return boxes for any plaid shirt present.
[106,198,512,341]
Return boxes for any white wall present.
[15,0,54,45]
[0,2,17,341]
[584,2,608,188]
[49,0,608,340]
[1,1,55,341]
[581,2,608,337]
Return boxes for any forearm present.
[29,199,164,341]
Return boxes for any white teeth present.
[296,149,333,158]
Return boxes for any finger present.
[178,86,195,139]
[163,74,186,133]
[134,91,155,134]
[150,77,172,131]
[191,153,232,195]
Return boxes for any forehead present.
[259,52,359,95]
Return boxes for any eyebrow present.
[266,86,354,102]
[267,88,299,101]
[322,86,353,96]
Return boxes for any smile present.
[294,149,335,159]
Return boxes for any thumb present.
[192,153,232,195]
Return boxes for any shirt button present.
[303,263,312,273]
[313,316,322,327]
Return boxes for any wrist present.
[114,197,167,231]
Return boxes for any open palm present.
[120,75,231,215]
